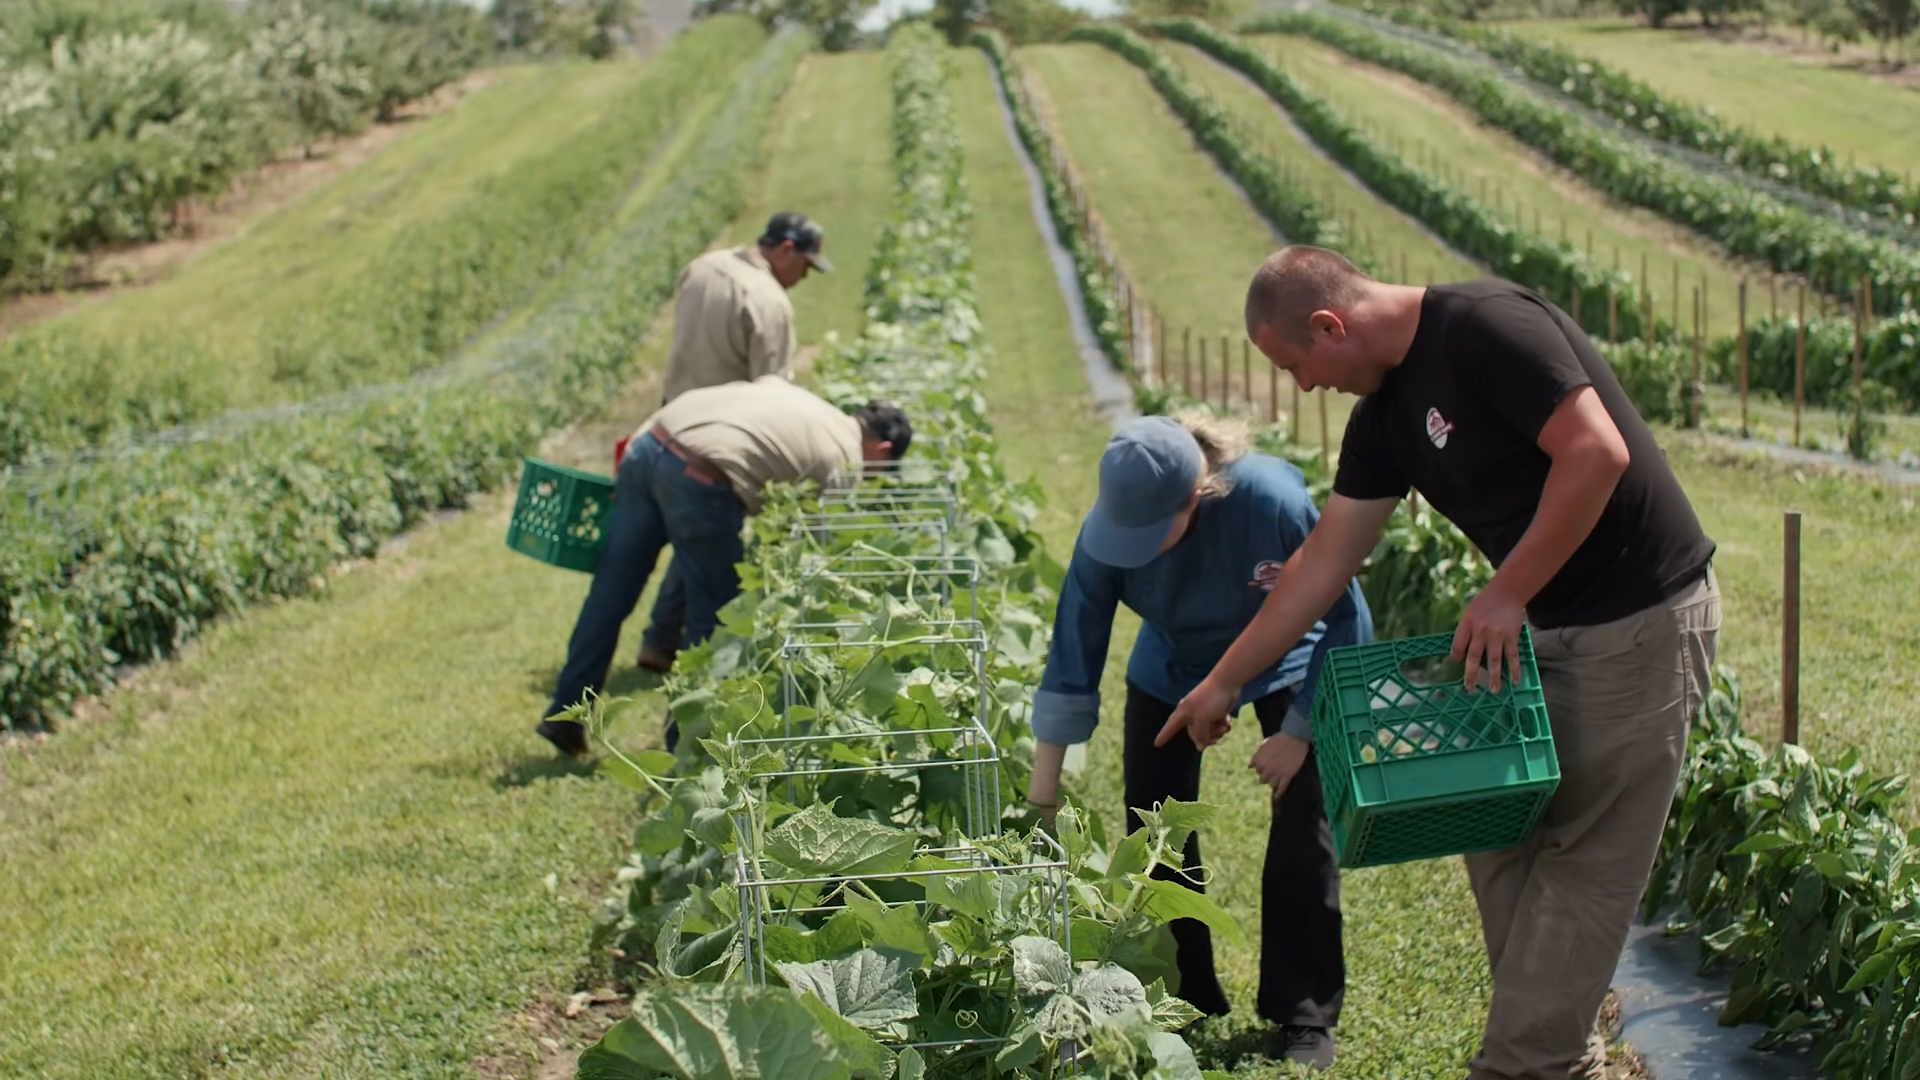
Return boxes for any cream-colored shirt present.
[642,376,863,514]
[660,246,797,404]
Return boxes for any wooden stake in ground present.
[1241,338,1251,414]
[1783,510,1802,746]
[1200,336,1209,405]
[1671,260,1680,332]
[1738,278,1750,439]
[1291,380,1302,445]
[1318,389,1331,462]
[1155,310,1166,390]
[1794,287,1807,445]
[1268,355,1279,423]
[1853,278,1867,456]
[1221,333,1231,411]
[1183,327,1192,397]
[1691,288,1703,429]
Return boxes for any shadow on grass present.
[523,663,669,702]
[1183,1017,1298,1075]
[494,751,600,790]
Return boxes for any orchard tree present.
[1848,0,1917,59]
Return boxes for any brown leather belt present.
[650,425,729,488]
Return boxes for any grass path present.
[42,60,655,360]
[0,51,893,1080]
[1247,33,1759,340]
[1505,19,1920,180]
[956,48,1492,1077]
[721,52,896,348]
[1020,41,1365,448]
[1159,40,1482,287]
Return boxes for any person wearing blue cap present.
[1025,412,1372,1071]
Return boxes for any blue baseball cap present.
[1081,417,1204,569]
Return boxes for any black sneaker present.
[536,718,590,757]
[1280,1026,1335,1071]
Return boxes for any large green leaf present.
[1131,877,1248,947]
[1076,964,1148,1021]
[846,893,938,962]
[794,994,893,1079]
[578,986,855,1080]
[763,801,916,877]
[1147,1030,1205,1080]
[1011,934,1072,996]
[775,947,921,1029]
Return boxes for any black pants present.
[1122,681,1345,1029]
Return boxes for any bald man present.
[1160,246,1719,1080]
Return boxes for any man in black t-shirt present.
[1159,247,1720,1079]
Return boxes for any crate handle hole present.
[1397,655,1466,688]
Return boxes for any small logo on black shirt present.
[1425,407,1455,449]
[1248,560,1284,592]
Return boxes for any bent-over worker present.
[1164,247,1719,1080]
[1027,413,1371,1071]
[539,376,910,757]
[642,212,832,673]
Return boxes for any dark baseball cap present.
[760,211,832,273]
[1081,417,1204,568]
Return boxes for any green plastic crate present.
[1310,628,1559,869]
[505,457,614,573]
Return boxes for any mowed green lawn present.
[0,52,896,1080]
[957,48,1492,1077]
[1504,18,1920,181]
[1247,32,1758,340]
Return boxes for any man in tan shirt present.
[641,212,830,672]
[660,211,831,404]
[540,377,911,756]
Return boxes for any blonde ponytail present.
[1173,410,1250,498]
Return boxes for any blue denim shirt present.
[1031,454,1373,746]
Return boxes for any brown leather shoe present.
[636,644,676,673]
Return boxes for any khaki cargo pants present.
[1466,570,1721,1080]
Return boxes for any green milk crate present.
[1310,628,1559,869]
[505,457,615,573]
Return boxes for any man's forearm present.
[1483,447,1623,607]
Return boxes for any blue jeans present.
[547,434,745,719]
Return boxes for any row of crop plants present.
[575,28,1242,1078]
[1238,11,1920,423]
[1244,11,1920,315]
[0,0,493,288]
[0,27,808,732]
[1046,23,1697,430]
[1350,2,1920,228]
[1077,19,1910,444]
[991,26,1920,1073]
[0,17,772,467]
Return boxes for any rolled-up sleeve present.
[1031,541,1120,746]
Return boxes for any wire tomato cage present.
[724,466,1078,1068]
